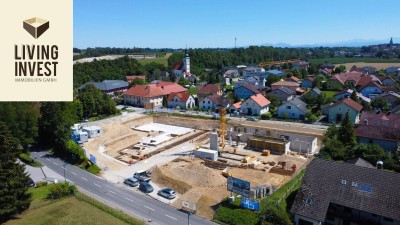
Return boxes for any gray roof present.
[311,87,321,95]
[291,158,400,222]
[345,158,375,169]
[390,104,400,113]
[78,80,128,91]
[266,70,287,76]
[284,98,309,113]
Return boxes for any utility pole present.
[187,212,192,225]
[235,37,237,49]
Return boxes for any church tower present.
[389,37,394,47]
[183,48,190,74]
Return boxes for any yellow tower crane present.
[219,108,227,148]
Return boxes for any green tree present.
[350,90,359,103]
[347,144,385,164]
[334,65,346,74]
[162,96,168,107]
[371,98,390,111]
[266,74,280,86]
[0,123,31,223]
[338,112,357,149]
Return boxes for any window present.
[383,121,388,126]
[351,182,357,187]
[286,105,291,109]
[292,113,295,116]
[341,180,347,185]
[208,101,210,104]
[339,107,342,111]
[305,197,312,205]
[374,120,378,125]
[203,100,205,103]
[359,184,373,192]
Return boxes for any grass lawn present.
[6,186,144,225]
[137,53,171,67]
[213,170,305,225]
[322,90,337,98]
[309,57,400,65]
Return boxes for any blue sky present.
[74,0,400,48]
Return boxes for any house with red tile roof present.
[328,71,366,90]
[241,94,271,116]
[356,111,400,152]
[271,81,300,93]
[285,76,301,84]
[199,94,230,111]
[123,82,187,108]
[229,102,242,114]
[167,92,195,109]
[327,98,363,124]
[197,84,222,98]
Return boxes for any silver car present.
[158,188,176,199]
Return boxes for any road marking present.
[94,183,102,188]
[71,172,77,175]
[124,197,134,202]
[144,206,154,211]
[164,214,178,220]
[109,190,116,195]
[53,162,58,166]
[81,177,88,181]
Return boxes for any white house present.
[199,94,230,111]
[82,126,103,138]
[240,94,271,116]
[167,92,195,109]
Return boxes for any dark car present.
[139,182,154,193]
[28,178,36,188]
[123,177,139,187]
[158,188,176,199]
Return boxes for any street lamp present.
[63,162,67,182]
[187,212,192,225]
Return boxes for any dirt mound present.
[151,166,192,194]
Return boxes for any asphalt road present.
[31,150,216,225]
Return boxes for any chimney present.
[376,161,383,170]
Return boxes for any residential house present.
[268,86,295,101]
[234,77,266,90]
[375,91,400,109]
[271,81,300,93]
[356,111,400,152]
[224,69,240,78]
[360,66,377,74]
[234,84,260,100]
[291,158,400,225]
[229,102,242,114]
[126,75,146,83]
[328,71,365,90]
[301,76,314,88]
[377,75,397,86]
[385,66,400,74]
[197,84,222,98]
[321,102,334,116]
[199,94,230,111]
[277,98,309,119]
[123,81,186,108]
[167,92,195,109]
[285,76,301,84]
[240,94,271,116]
[265,69,287,78]
[78,80,129,94]
[309,88,321,97]
[333,89,371,103]
[359,81,384,99]
[327,98,363,124]
[243,66,266,79]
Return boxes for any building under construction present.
[246,135,290,154]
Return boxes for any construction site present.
[80,110,325,218]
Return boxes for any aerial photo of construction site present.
[73,109,324,218]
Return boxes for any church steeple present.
[390,37,393,46]
[183,46,190,74]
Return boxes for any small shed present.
[82,126,103,138]
[78,131,89,142]
[194,148,218,161]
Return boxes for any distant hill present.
[261,38,400,48]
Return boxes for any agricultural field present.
[339,62,400,70]
[137,53,172,66]
[309,57,400,65]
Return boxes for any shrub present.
[19,153,43,167]
[260,113,272,120]
[48,182,77,199]
[36,181,48,187]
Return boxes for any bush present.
[48,182,77,199]
[65,140,86,164]
[80,161,101,174]
[260,113,272,120]
[260,203,293,225]
[36,181,48,187]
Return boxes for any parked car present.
[134,170,151,182]
[139,182,154,193]
[246,116,256,121]
[122,106,134,111]
[28,178,36,188]
[158,188,176,199]
[123,177,139,187]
